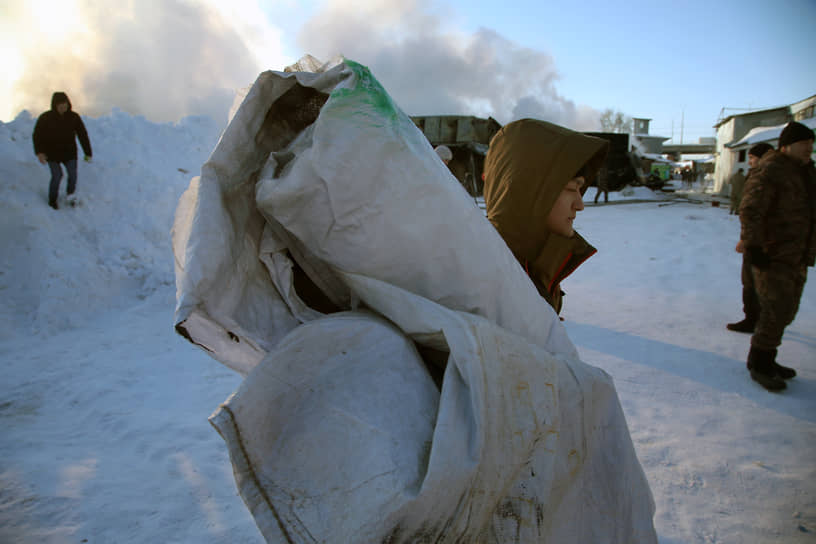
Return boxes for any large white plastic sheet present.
[172,56,657,542]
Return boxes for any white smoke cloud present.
[296,0,601,130]
[1,0,290,124]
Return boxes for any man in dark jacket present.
[738,122,816,392]
[727,142,773,333]
[33,92,93,209]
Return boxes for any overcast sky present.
[2,0,814,143]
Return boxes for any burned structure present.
[582,131,643,191]
[412,115,501,196]
[414,115,648,194]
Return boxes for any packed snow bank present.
[0,110,221,339]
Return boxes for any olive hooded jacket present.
[483,119,608,313]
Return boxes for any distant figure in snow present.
[682,167,693,189]
[434,144,453,165]
[728,143,773,336]
[33,92,93,210]
[737,123,815,392]
[728,167,746,214]
[594,165,609,204]
[483,119,608,314]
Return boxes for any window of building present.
[738,149,746,162]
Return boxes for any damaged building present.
[582,131,645,191]
[414,115,652,195]
[411,115,501,196]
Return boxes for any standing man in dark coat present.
[33,92,93,209]
[728,167,746,214]
[738,122,816,392]
[727,142,773,333]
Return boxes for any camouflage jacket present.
[740,151,816,267]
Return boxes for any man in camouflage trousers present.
[727,143,773,333]
[738,121,816,392]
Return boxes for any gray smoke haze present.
[297,1,601,130]
[7,0,274,125]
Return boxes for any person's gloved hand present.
[84,155,92,163]
[746,246,769,269]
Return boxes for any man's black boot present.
[749,348,797,380]
[726,319,755,333]
[771,352,797,380]
[727,288,759,332]
[747,347,786,392]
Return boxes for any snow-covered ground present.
[1,110,814,543]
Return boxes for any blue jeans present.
[48,159,78,205]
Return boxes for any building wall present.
[714,120,737,194]
[792,95,816,120]
[713,108,789,193]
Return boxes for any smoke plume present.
[297,0,601,129]
[3,0,601,131]
[2,0,287,124]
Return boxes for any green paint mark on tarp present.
[326,59,403,127]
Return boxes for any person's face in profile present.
[546,176,585,237]
[748,154,759,168]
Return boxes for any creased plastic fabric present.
[172,56,657,542]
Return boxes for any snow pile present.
[0,110,221,339]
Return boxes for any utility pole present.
[680,109,685,145]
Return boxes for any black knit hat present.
[778,121,814,149]
[748,142,773,158]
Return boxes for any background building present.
[713,94,816,193]
[411,115,501,196]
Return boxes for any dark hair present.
[748,142,773,158]
[571,164,593,195]
[572,164,590,180]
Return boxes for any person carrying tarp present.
[483,119,608,314]
[172,58,657,543]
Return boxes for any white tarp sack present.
[172,56,657,542]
